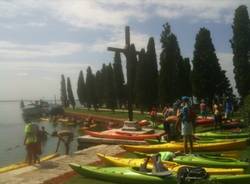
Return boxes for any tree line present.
[61,5,250,110]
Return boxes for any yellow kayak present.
[97,153,244,175]
[121,139,247,153]
[0,153,59,174]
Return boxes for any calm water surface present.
[0,101,80,167]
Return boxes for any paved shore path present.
[0,145,124,184]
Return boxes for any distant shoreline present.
[0,100,55,102]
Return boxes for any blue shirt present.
[180,105,189,122]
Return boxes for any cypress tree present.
[95,70,103,107]
[85,66,97,110]
[106,63,116,111]
[135,49,147,112]
[60,74,68,108]
[159,23,182,105]
[113,52,125,108]
[101,64,108,107]
[77,70,85,106]
[192,28,225,102]
[127,44,137,103]
[126,43,138,120]
[218,70,234,98]
[146,37,158,108]
[67,77,75,109]
[179,58,192,97]
[231,5,250,98]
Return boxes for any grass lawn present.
[65,108,153,121]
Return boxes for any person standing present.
[150,107,157,128]
[225,97,233,119]
[178,97,193,154]
[24,120,37,165]
[200,99,207,119]
[213,100,222,130]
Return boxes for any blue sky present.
[0,0,249,101]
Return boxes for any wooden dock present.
[0,145,124,184]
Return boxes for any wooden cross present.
[107,26,139,121]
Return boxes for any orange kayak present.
[84,130,164,140]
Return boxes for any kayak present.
[70,164,177,184]
[158,116,213,126]
[132,152,248,168]
[222,121,243,129]
[0,153,59,174]
[69,164,250,184]
[196,118,214,126]
[173,154,249,168]
[121,139,247,153]
[84,130,164,141]
[134,150,241,160]
[195,131,250,139]
[145,138,250,144]
[97,153,245,174]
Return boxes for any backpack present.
[177,166,208,184]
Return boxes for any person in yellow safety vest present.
[24,120,37,165]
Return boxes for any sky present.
[0,0,249,101]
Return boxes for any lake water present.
[0,101,80,167]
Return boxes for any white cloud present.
[151,0,250,23]
[0,41,83,59]
[0,0,247,31]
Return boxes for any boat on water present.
[22,104,44,117]
[22,100,64,118]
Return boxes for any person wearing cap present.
[178,96,193,154]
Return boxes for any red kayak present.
[84,130,164,140]
[196,118,214,126]
[222,121,243,129]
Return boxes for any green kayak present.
[69,164,176,184]
[134,151,249,168]
[195,131,250,139]
[69,164,250,184]
[173,154,249,168]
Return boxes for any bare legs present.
[183,135,193,154]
